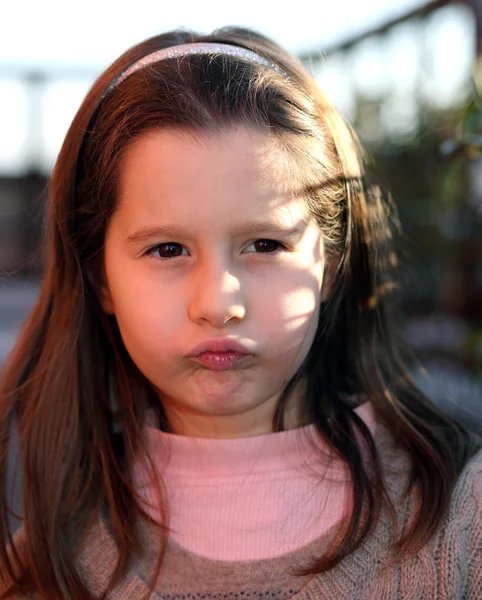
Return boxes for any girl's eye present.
[145,243,187,259]
[144,239,286,260]
[244,239,285,254]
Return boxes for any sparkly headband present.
[103,42,288,98]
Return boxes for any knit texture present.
[4,421,482,599]
[131,402,377,562]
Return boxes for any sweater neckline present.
[139,402,376,479]
[76,419,414,600]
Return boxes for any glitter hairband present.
[103,42,288,98]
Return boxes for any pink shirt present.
[134,402,377,562]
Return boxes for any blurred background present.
[1,0,481,430]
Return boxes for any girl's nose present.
[188,262,246,328]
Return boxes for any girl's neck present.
[157,380,311,439]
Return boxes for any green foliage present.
[358,78,482,378]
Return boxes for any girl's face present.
[101,127,327,437]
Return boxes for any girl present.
[0,26,481,600]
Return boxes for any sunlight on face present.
[101,127,326,438]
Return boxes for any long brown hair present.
[0,27,480,599]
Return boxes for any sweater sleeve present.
[465,448,482,600]
[410,446,482,600]
[442,446,482,600]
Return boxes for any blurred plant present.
[438,77,482,381]
[440,85,482,161]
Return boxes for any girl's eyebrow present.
[125,220,307,246]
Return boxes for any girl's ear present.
[99,282,115,315]
[86,266,115,314]
[321,258,337,303]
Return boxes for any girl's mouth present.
[192,351,249,371]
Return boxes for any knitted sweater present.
[4,420,482,599]
[131,402,378,562]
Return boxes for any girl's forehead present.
[115,126,312,224]
[119,126,306,197]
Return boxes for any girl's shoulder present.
[375,423,482,551]
[375,419,482,500]
[453,445,482,497]
[359,438,482,598]
[421,446,482,597]
[447,445,482,528]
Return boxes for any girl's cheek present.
[278,287,318,322]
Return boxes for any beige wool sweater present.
[3,423,482,599]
